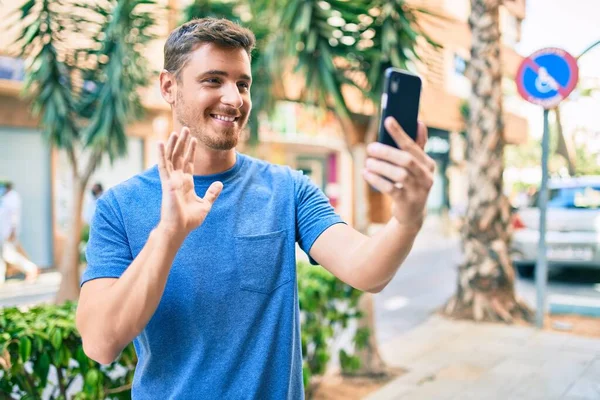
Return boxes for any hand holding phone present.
[377,68,422,148]
[365,67,435,227]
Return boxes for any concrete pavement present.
[0,270,60,307]
[366,315,600,400]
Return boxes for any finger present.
[415,121,428,150]
[183,138,197,174]
[366,143,430,181]
[157,141,170,180]
[202,181,223,205]
[384,117,431,167]
[415,122,436,172]
[365,158,413,186]
[362,169,397,195]
[172,127,190,170]
[165,131,179,163]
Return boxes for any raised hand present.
[157,127,223,239]
[363,117,436,227]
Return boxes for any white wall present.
[0,127,53,267]
[54,138,145,232]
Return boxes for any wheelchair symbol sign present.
[516,48,579,109]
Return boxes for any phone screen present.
[377,68,422,148]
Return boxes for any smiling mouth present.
[210,114,239,123]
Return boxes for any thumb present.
[203,181,223,205]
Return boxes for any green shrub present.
[297,261,367,389]
[0,302,136,399]
[0,262,367,398]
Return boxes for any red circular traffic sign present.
[516,48,579,109]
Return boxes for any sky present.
[516,0,600,78]
[510,0,600,141]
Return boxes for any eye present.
[204,78,221,85]
[238,82,250,91]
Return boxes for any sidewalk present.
[369,213,460,252]
[0,270,61,307]
[366,315,600,400]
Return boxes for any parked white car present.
[511,176,600,277]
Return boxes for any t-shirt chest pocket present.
[235,229,291,294]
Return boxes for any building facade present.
[0,0,531,268]
[367,0,531,223]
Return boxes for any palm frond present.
[83,0,158,162]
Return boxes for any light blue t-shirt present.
[82,153,345,399]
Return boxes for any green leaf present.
[77,345,90,371]
[34,336,44,353]
[297,1,314,34]
[19,337,32,362]
[20,0,36,18]
[354,327,370,350]
[51,328,63,350]
[302,362,311,388]
[340,349,361,372]
[85,368,100,387]
[23,19,41,43]
[36,352,51,387]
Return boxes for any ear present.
[159,69,177,105]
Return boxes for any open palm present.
[157,127,223,238]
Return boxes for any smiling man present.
[76,18,435,400]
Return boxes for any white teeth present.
[212,115,236,122]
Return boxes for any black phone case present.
[377,68,422,148]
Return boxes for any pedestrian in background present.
[0,181,40,284]
[83,182,104,224]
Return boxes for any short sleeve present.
[81,191,133,286]
[294,171,346,265]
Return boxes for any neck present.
[192,144,237,176]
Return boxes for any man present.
[76,18,435,399]
[0,181,39,283]
[83,182,104,224]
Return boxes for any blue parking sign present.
[516,48,579,109]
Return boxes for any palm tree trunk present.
[443,0,531,322]
[350,292,388,377]
[55,177,85,303]
[351,144,370,233]
[56,150,101,303]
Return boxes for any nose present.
[221,83,244,109]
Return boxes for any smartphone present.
[377,67,422,148]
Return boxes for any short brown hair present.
[164,18,256,79]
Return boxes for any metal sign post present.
[536,109,550,328]
[515,48,579,328]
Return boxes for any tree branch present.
[55,366,67,397]
[22,370,39,399]
[105,382,133,394]
[66,147,79,180]
[81,149,103,187]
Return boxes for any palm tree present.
[10,0,159,302]
[444,0,530,321]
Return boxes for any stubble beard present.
[175,91,242,151]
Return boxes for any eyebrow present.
[199,70,252,82]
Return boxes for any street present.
[374,222,600,345]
